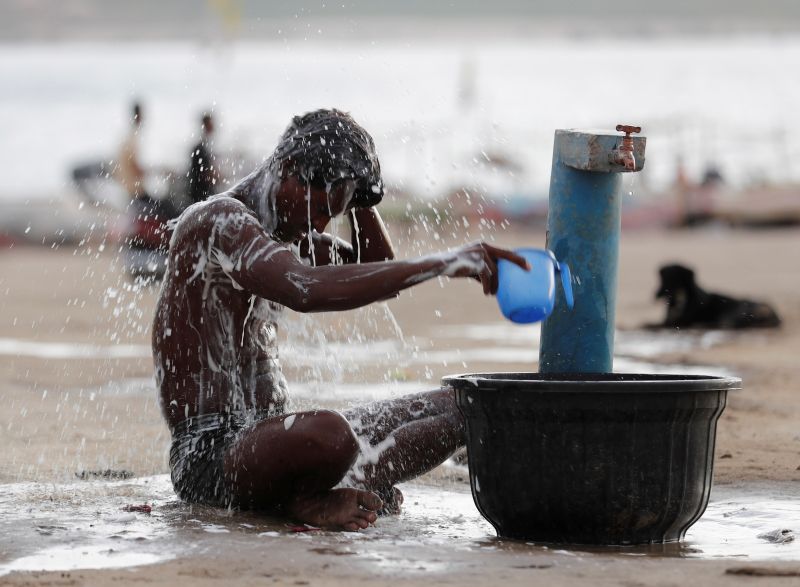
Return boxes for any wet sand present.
[0,225,799,584]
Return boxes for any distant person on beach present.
[115,102,148,200]
[115,101,177,267]
[152,109,529,530]
[187,112,221,204]
[675,161,724,228]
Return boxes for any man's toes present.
[358,509,378,524]
[357,490,383,512]
[343,521,360,532]
[348,516,370,530]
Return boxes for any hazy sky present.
[4,0,800,41]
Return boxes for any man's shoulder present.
[172,196,258,239]
[187,194,253,218]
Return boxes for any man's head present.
[132,102,143,128]
[269,109,384,241]
[202,112,214,136]
[272,109,383,209]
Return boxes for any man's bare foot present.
[287,488,383,532]
[376,486,404,515]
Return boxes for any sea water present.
[1,36,800,203]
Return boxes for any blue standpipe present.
[539,127,646,374]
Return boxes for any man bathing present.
[153,109,528,531]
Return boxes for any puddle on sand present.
[0,475,179,575]
[1,325,733,371]
[78,324,735,405]
[0,337,149,360]
[0,475,797,576]
[684,484,800,559]
[4,545,165,574]
[440,323,735,373]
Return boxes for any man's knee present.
[304,410,359,463]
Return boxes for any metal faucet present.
[611,124,641,171]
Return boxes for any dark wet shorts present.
[169,411,272,508]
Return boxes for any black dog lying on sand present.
[652,264,781,329]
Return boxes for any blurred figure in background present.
[115,101,148,200]
[187,112,221,203]
[672,159,725,228]
[116,101,176,281]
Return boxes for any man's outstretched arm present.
[213,205,527,313]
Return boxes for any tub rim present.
[442,372,742,393]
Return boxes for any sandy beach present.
[0,224,799,585]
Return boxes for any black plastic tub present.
[444,372,741,545]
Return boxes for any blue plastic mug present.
[497,248,574,324]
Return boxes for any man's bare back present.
[152,110,529,530]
